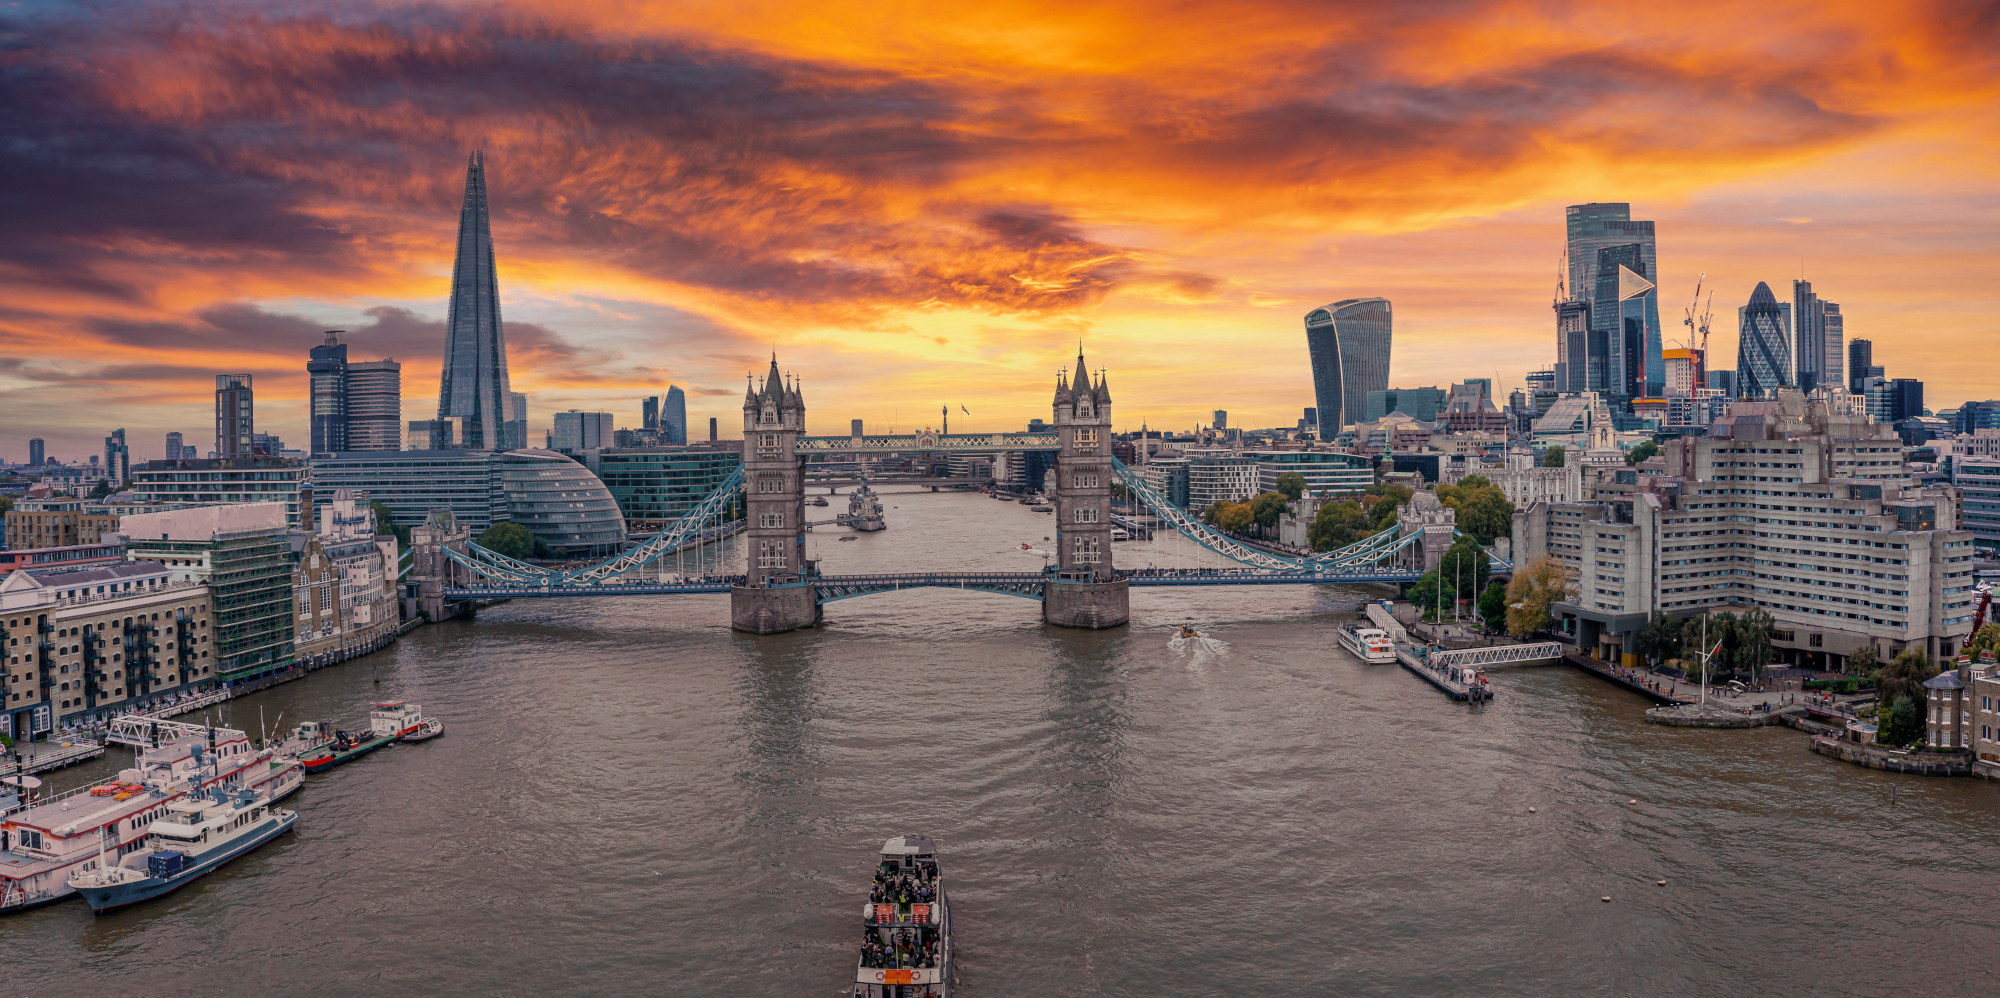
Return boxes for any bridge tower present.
[732,356,821,633]
[1044,348,1129,628]
[407,507,472,622]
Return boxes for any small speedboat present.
[400,717,445,742]
[1178,624,1201,640]
[839,535,858,542]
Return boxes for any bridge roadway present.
[443,566,1424,603]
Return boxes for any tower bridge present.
[418,349,1506,632]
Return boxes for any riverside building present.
[127,457,309,526]
[593,445,744,530]
[308,448,625,557]
[118,504,296,686]
[1,561,213,739]
[289,490,400,670]
[1512,394,1976,669]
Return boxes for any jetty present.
[1394,644,1494,701]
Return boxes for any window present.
[759,433,779,450]
[758,476,781,494]
[1073,474,1099,489]
[1074,537,1101,564]
[1074,506,1099,523]
[1074,428,1098,446]
[756,541,787,570]
[1809,634,1822,648]
[759,511,786,529]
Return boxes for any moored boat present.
[849,835,952,998]
[68,780,297,914]
[2,720,298,913]
[1337,624,1397,664]
[399,716,445,742]
[298,701,419,773]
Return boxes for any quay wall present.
[1806,736,1971,777]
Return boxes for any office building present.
[1365,387,1446,423]
[435,151,512,450]
[308,449,626,556]
[1736,283,1792,397]
[0,561,213,737]
[127,457,309,526]
[1440,382,1508,432]
[1592,244,1660,398]
[643,396,660,430]
[1792,281,1822,393]
[851,419,865,437]
[28,438,45,467]
[1707,369,1736,397]
[1554,299,1591,393]
[662,386,688,445]
[120,504,295,685]
[1245,450,1372,496]
[290,490,400,669]
[407,419,456,451]
[1849,339,1873,394]
[1566,204,1658,304]
[596,445,745,528]
[1185,452,1259,508]
[309,330,349,454]
[1212,410,1228,431]
[165,432,183,465]
[103,429,129,485]
[1819,301,1843,394]
[1662,349,1699,397]
[553,410,615,451]
[1304,298,1392,430]
[504,391,528,451]
[5,499,123,548]
[346,358,403,451]
[215,374,255,459]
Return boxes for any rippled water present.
[8,492,1999,996]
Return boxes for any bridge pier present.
[1043,579,1129,629]
[731,583,822,634]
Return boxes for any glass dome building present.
[497,450,627,557]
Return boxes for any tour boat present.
[849,835,952,998]
[297,702,420,773]
[69,779,297,914]
[1337,624,1398,664]
[1,722,301,913]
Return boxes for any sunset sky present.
[2,0,1997,461]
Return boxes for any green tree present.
[1543,446,1565,468]
[1308,499,1372,551]
[1478,580,1507,630]
[1625,439,1661,466]
[1412,567,1457,622]
[1274,472,1307,501]
[476,522,537,560]
[89,478,114,499]
[1438,535,1491,605]
[1726,607,1776,681]
[1874,649,1938,728]
[1504,556,1573,638]
[368,501,411,550]
[1636,612,1684,667]
[1250,491,1290,533]
[1437,477,1514,545]
[1880,696,1924,747]
[1843,643,1878,675]
[1964,623,2000,659]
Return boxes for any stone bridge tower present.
[1044,349,1129,628]
[407,507,472,622]
[732,355,821,633]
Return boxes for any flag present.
[961,405,971,414]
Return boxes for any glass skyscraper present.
[1736,282,1792,397]
[1568,204,1662,398]
[663,385,688,445]
[308,330,348,454]
[437,151,512,450]
[1303,298,1392,431]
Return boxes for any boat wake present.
[1168,635,1231,657]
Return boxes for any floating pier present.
[1395,645,1494,701]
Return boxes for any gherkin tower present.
[437,151,513,449]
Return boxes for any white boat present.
[1,721,301,913]
[69,779,297,914]
[850,835,952,998]
[400,716,445,743]
[1337,624,1397,664]
[1110,527,1130,541]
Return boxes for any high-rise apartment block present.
[215,374,255,459]
[28,438,44,466]
[436,152,512,450]
[346,359,403,451]
[1304,298,1392,430]
[102,429,128,485]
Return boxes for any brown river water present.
[6,491,1998,995]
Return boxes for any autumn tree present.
[1503,556,1573,638]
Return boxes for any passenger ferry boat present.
[850,835,952,998]
[1337,624,1397,664]
[69,779,297,913]
[0,721,302,913]
[297,701,421,772]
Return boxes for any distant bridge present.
[444,567,1424,603]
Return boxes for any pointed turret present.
[1072,350,1090,396]
[1095,369,1112,405]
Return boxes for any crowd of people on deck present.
[859,927,940,969]
[869,862,938,905]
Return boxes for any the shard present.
[437,150,513,450]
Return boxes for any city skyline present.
[2,1,1997,457]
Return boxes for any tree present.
[1727,607,1776,682]
[1880,696,1924,748]
[1874,648,1938,730]
[369,501,411,550]
[1436,477,1514,545]
[89,478,114,499]
[1625,439,1661,466]
[1478,580,1507,630]
[1543,446,1565,468]
[1438,535,1491,605]
[1843,643,1878,675]
[1274,472,1307,501]
[1308,499,1372,551]
[1504,556,1573,638]
[476,522,537,560]
[1412,567,1457,622]
[1964,623,2000,659]
[1636,612,1684,667]
[1249,491,1290,533]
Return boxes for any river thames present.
[7,491,2000,995]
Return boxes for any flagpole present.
[1701,615,1708,706]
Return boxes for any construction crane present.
[1681,274,1715,386]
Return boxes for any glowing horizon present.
[2,0,1996,460]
